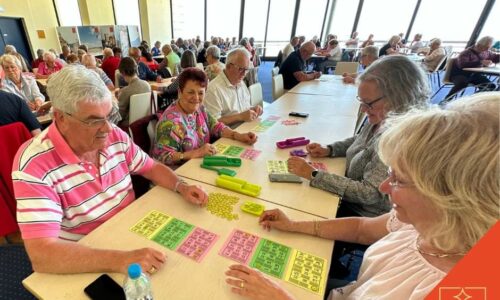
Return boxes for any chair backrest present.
[442,57,456,84]
[272,74,285,100]
[249,82,263,107]
[129,91,157,126]
[274,50,283,67]
[444,46,453,55]
[196,63,204,70]
[432,54,448,73]
[271,66,280,77]
[334,62,359,75]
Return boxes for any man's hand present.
[240,109,258,122]
[121,248,167,275]
[235,132,258,145]
[178,183,208,206]
[251,105,263,116]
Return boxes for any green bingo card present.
[249,239,291,278]
[223,145,245,157]
[152,219,194,250]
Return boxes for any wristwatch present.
[311,170,319,179]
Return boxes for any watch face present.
[312,170,319,178]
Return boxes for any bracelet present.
[174,179,187,193]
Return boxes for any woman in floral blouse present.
[152,67,257,166]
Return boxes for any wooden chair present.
[334,62,359,75]
[272,74,285,100]
[249,82,263,107]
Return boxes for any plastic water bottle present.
[123,263,154,300]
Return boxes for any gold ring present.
[149,266,156,274]
[240,281,245,289]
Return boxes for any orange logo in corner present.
[439,287,486,300]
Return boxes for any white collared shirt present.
[204,71,251,119]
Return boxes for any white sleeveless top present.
[328,212,446,299]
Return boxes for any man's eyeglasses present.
[65,112,113,128]
[356,95,385,110]
[387,167,414,189]
[229,63,250,73]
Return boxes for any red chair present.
[0,122,32,237]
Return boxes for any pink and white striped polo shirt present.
[12,122,154,241]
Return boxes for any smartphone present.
[269,173,303,183]
[289,112,309,118]
[84,274,126,300]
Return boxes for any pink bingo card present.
[176,227,219,263]
[219,229,260,264]
[240,148,262,161]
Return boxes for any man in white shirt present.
[204,48,263,127]
[282,37,299,62]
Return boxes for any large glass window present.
[296,0,328,42]
[243,0,268,42]
[327,0,358,42]
[357,0,417,44]
[54,0,82,26]
[410,0,487,50]
[114,0,142,34]
[266,0,296,56]
[480,1,499,39]
[207,0,240,40]
[172,0,204,39]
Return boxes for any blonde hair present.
[378,92,500,253]
[0,54,22,69]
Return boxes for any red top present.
[101,56,121,83]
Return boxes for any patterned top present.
[37,61,64,76]
[1,74,45,104]
[328,210,446,299]
[12,123,154,241]
[205,61,226,81]
[310,123,391,217]
[152,101,227,165]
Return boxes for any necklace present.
[416,236,467,258]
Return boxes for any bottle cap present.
[128,263,142,279]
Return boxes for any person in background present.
[228,37,238,50]
[205,45,225,81]
[361,34,375,48]
[60,45,71,62]
[345,32,360,60]
[35,52,64,79]
[158,44,181,77]
[32,49,45,69]
[78,44,89,53]
[0,90,41,136]
[77,49,87,62]
[48,49,67,67]
[288,56,429,218]
[279,41,321,90]
[421,38,446,72]
[323,34,337,49]
[317,39,342,73]
[102,47,113,61]
[1,54,45,110]
[204,48,263,127]
[139,47,159,71]
[239,38,256,66]
[408,33,424,53]
[296,36,306,50]
[101,47,121,83]
[197,41,210,66]
[379,35,401,56]
[152,68,257,166]
[4,45,30,72]
[445,36,499,100]
[81,54,115,91]
[128,47,161,82]
[397,32,407,47]
[226,92,499,300]
[312,35,321,48]
[282,37,300,63]
[116,57,151,127]
[12,65,209,275]
[343,45,379,84]
[66,54,80,64]
[151,41,162,57]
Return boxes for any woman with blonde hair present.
[225,92,499,300]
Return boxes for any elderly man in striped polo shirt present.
[12,65,208,275]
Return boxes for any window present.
[172,0,204,39]
[54,0,82,26]
[296,0,328,42]
[410,0,487,49]
[243,0,268,42]
[207,0,241,40]
[266,0,296,56]
[480,1,499,38]
[327,0,358,42]
[113,0,142,35]
[357,0,417,44]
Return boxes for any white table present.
[463,65,500,76]
[287,75,358,97]
[23,181,334,300]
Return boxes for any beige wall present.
[140,0,172,46]
[79,0,115,25]
[0,0,59,56]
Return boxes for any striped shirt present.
[12,123,154,241]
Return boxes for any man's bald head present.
[299,41,316,61]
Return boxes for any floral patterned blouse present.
[152,101,227,165]
[205,62,226,81]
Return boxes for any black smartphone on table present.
[289,112,309,118]
[84,274,126,300]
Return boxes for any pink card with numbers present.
[240,148,262,161]
[219,229,260,264]
[176,227,219,263]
